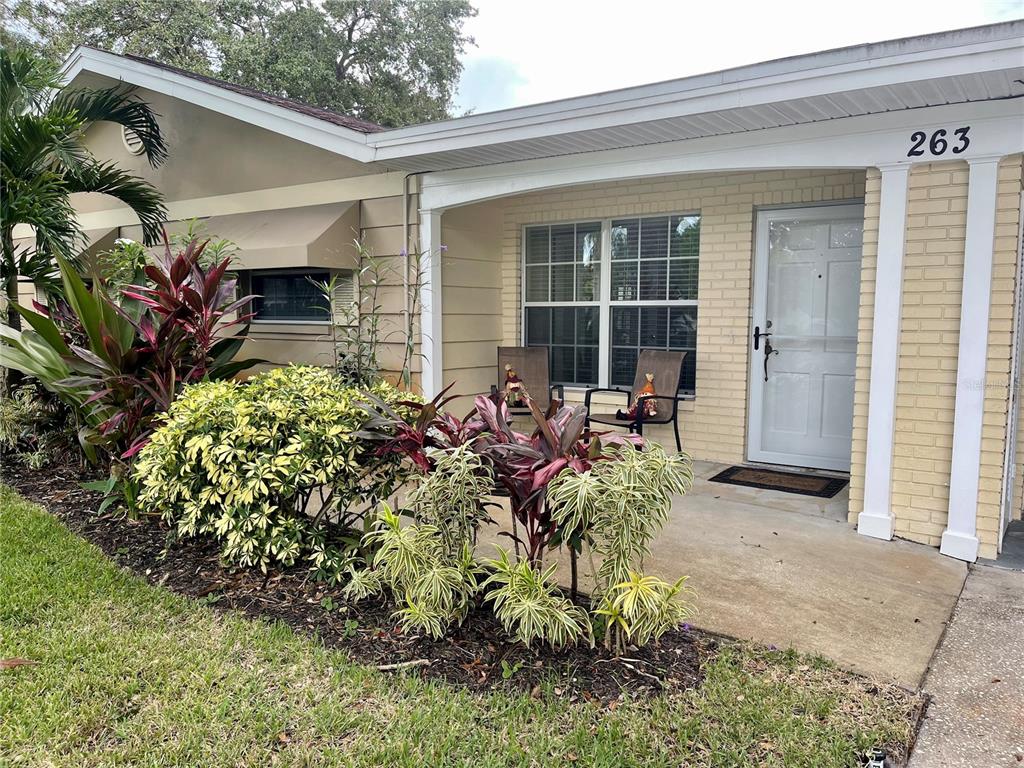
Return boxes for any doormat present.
[708,466,848,498]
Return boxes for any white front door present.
[748,204,864,471]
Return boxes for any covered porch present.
[411,88,1022,562]
[479,458,967,688]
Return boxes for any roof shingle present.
[110,50,385,134]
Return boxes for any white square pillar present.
[859,165,910,540]
[941,157,1002,563]
[418,209,444,399]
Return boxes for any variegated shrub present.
[133,365,410,577]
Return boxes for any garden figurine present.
[503,363,529,407]
[618,372,658,420]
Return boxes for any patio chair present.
[489,346,565,414]
[584,349,687,451]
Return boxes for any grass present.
[0,484,916,767]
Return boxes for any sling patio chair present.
[583,349,687,451]
[489,346,565,415]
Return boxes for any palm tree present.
[1,45,168,333]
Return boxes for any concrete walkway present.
[909,564,1024,768]
[480,460,967,688]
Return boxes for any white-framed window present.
[522,214,700,393]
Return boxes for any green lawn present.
[0,484,917,767]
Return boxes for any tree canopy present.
[2,0,476,127]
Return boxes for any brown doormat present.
[708,465,848,498]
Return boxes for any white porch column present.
[941,157,1002,562]
[859,165,910,540]
[418,209,444,399]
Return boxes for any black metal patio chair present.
[583,349,687,451]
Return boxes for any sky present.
[453,0,1024,115]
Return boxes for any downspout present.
[403,171,427,388]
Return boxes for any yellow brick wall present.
[889,161,969,548]
[980,155,1024,558]
[493,169,867,463]
[848,157,1023,558]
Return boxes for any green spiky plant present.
[481,548,593,649]
[348,503,479,639]
[546,443,696,653]
[406,443,495,555]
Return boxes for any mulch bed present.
[2,459,711,703]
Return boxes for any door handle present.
[753,325,772,351]
[763,338,779,382]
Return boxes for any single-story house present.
[14,20,1024,562]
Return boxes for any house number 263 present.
[907,127,970,157]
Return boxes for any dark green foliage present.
[6,0,477,127]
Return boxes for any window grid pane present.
[525,215,699,394]
[524,306,599,387]
[610,306,697,394]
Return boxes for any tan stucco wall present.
[72,83,374,214]
[486,169,867,464]
[60,84,415,389]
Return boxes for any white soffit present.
[372,22,1024,171]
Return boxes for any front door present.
[748,204,864,471]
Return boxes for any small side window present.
[248,269,330,322]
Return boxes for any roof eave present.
[368,21,1024,161]
[61,47,378,164]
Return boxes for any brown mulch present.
[1,458,712,703]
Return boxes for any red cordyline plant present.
[357,385,643,588]
[473,395,642,571]
[121,235,256,381]
[3,234,260,462]
[356,383,487,473]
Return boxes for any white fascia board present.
[420,99,1024,211]
[370,34,1024,158]
[62,47,376,163]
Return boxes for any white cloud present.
[455,0,1023,114]
[454,56,527,115]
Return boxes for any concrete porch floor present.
[479,459,967,689]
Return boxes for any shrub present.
[133,365,409,577]
[347,503,479,638]
[595,572,695,655]
[1,236,259,463]
[0,384,74,468]
[481,548,592,649]
[547,442,695,651]
[472,393,642,569]
[406,443,495,555]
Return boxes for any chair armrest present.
[490,384,498,397]
[584,387,630,410]
[549,383,565,403]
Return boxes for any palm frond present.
[49,85,167,167]
[63,161,168,245]
[0,45,61,116]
